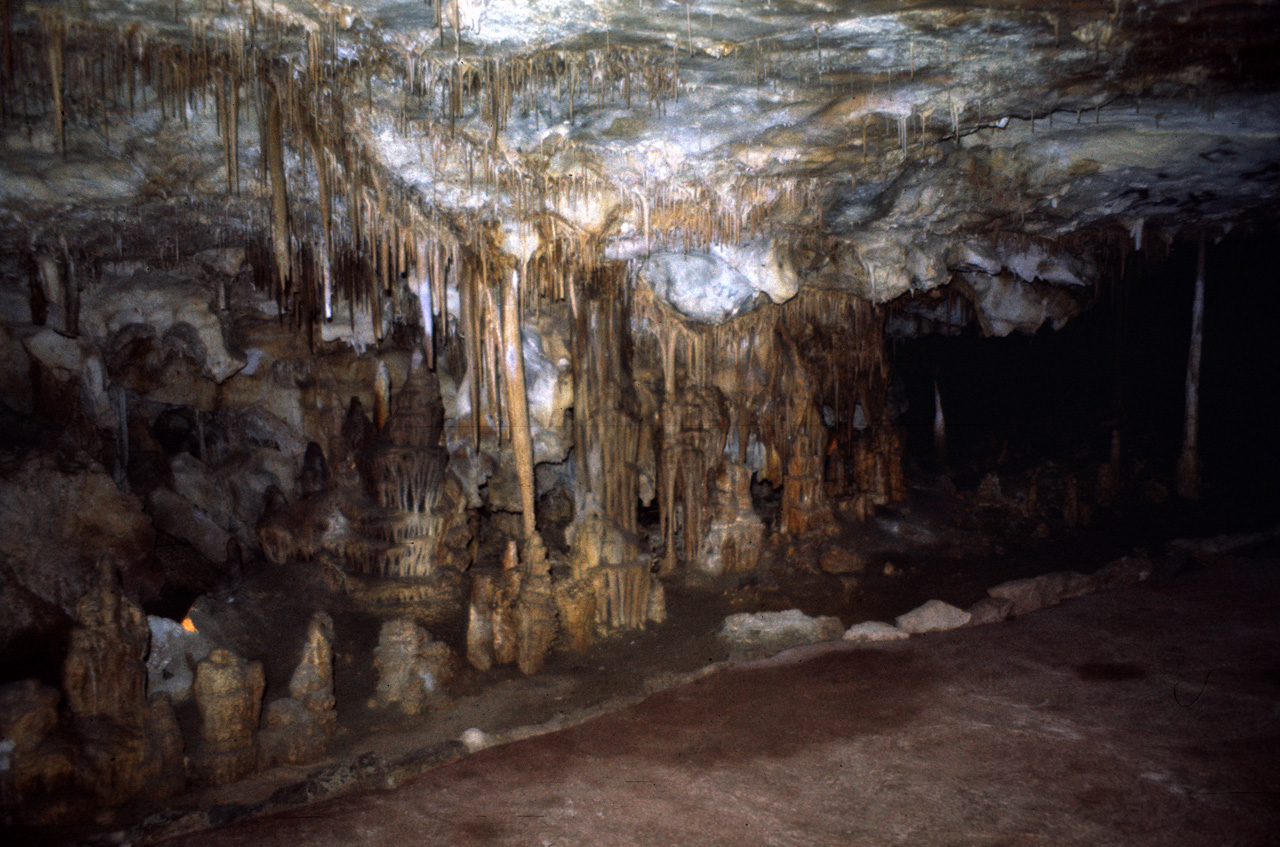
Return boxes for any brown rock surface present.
[0,454,154,645]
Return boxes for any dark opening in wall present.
[891,228,1280,526]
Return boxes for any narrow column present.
[1176,232,1206,500]
[501,267,543,558]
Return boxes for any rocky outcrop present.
[189,649,265,786]
[259,612,337,767]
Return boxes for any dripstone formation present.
[0,0,1276,831]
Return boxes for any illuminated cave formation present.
[0,0,1277,835]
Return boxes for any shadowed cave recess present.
[0,0,1277,840]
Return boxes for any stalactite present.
[1176,232,1206,500]
[374,360,391,431]
[933,379,948,473]
[263,80,291,302]
[44,14,64,154]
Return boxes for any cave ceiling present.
[1,0,1277,334]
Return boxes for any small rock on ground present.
[843,621,909,642]
[988,571,1094,616]
[965,597,1015,627]
[895,600,971,634]
[719,609,844,659]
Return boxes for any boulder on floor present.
[988,571,1095,616]
[895,599,971,634]
[965,596,1016,627]
[718,609,844,659]
[843,621,910,642]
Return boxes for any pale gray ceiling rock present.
[0,0,1276,333]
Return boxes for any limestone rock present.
[190,648,264,785]
[966,596,1016,627]
[146,614,212,703]
[553,577,598,654]
[0,453,154,636]
[81,269,245,383]
[515,574,558,676]
[895,600,971,634]
[646,578,667,626]
[568,512,654,634]
[136,693,186,801]
[0,324,32,413]
[70,715,149,807]
[62,562,150,726]
[988,571,1096,617]
[148,485,233,564]
[842,621,910,642]
[0,681,76,823]
[459,727,492,753]
[260,612,337,767]
[465,572,498,672]
[371,619,455,716]
[694,462,766,581]
[718,609,844,659]
[0,681,60,757]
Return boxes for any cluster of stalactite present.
[257,359,469,583]
[1,6,844,350]
[353,363,451,579]
[628,284,906,577]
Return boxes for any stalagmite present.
[190,649,264,786]
[259,611,337,767]
[466,572,498,671]
[1176,233,1206,500]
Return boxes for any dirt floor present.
[149,549,1280,847]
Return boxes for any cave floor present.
[172,479,1160,817]
[153,549,1280,847]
